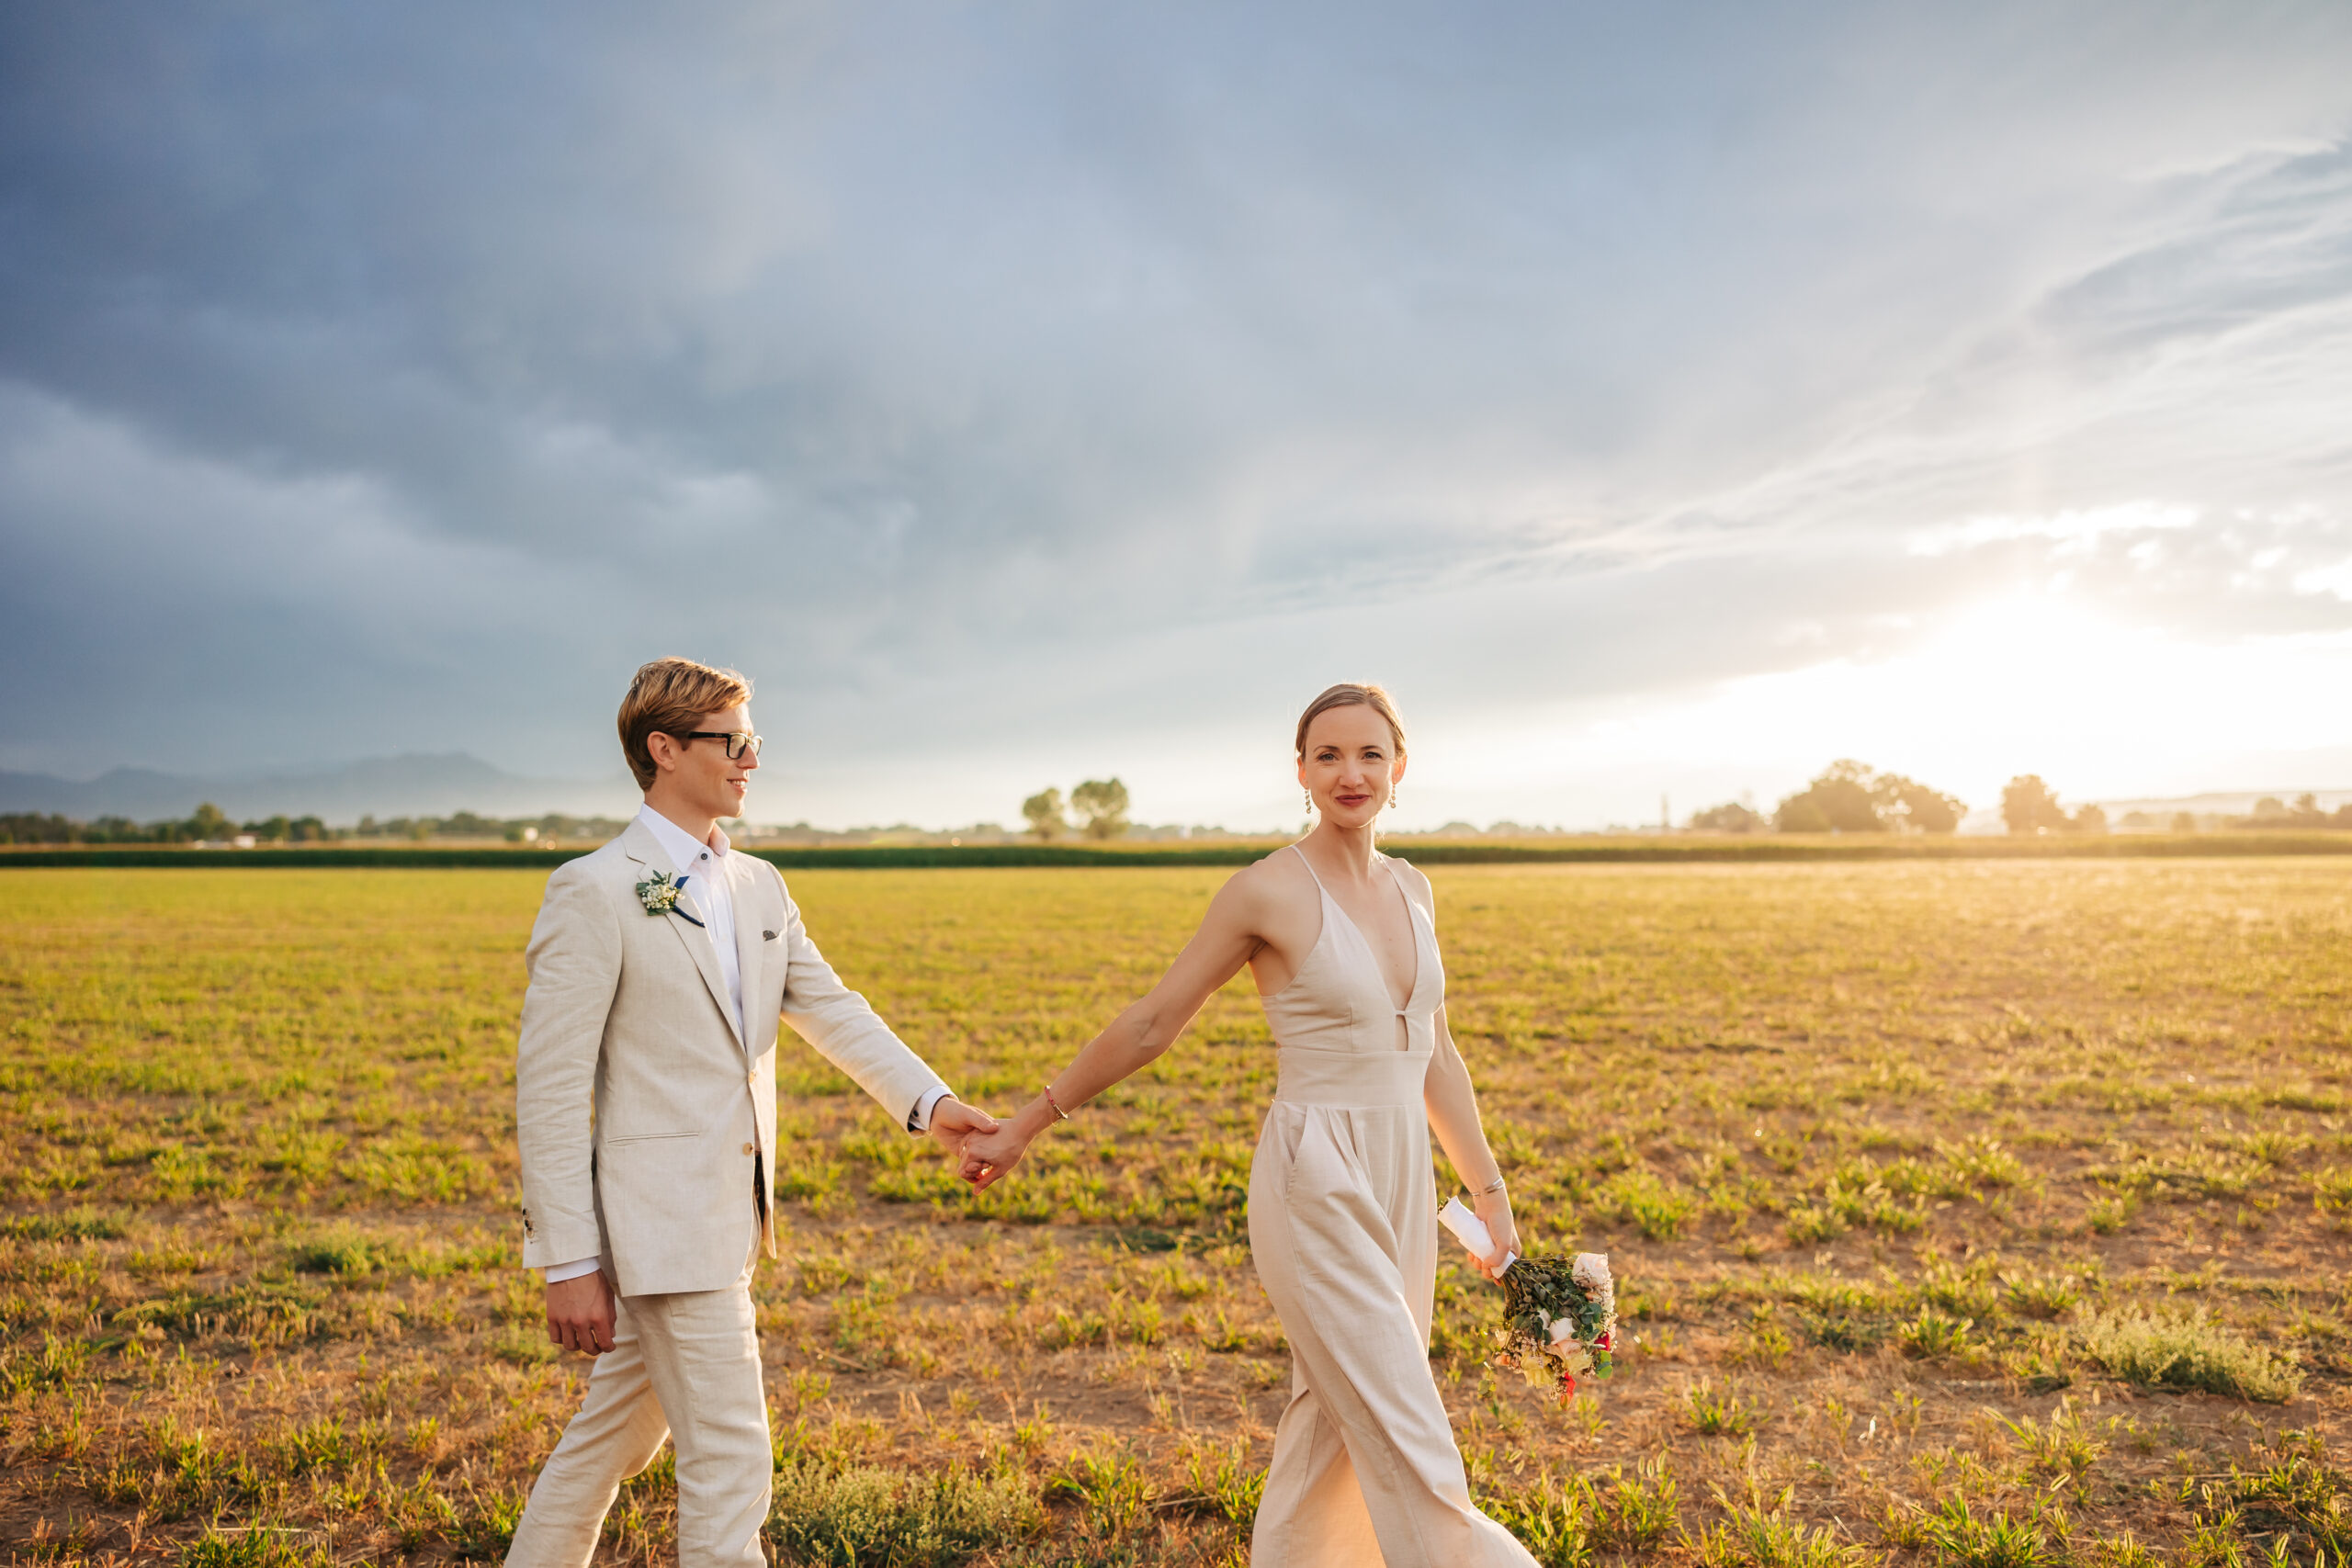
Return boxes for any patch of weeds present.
[113,1280,335,1344]
[2000,1403,2106,1493]
[1683,1379,1756,1437]
[1897,1308,1977,1363]
[1735,1307,1794,1371]
[1690,1501,1866,1566]
[1114,1227,1183,1254]
[2315,1167,2352,1224]
[1050,1450,1154,1542]
[1938,1134,2027,1192]
[2075,1307,2301,1403]
[288,1230,380,1276]
[2229,1431,2352,1554]
[775,1156,846,1204]
[2086,1145,2261,1202]
[1596,1169,1698,1240]
[2003,1271,2084,1321]
[2086,1194,2139,1234]
[1595,1458,1680,1553]
[487,1323,559,1366]
[1,1207,127,1242]
[1174,1438,1263,1527]
[0,1333,90,1396]
[771,1458,1046,1566]
[1475,1470,1593,1568]
[1800,1311,1890,1353]
[178,1528,335,1568]
[1896,1495,2061,1567]
[1917,1258,2002,1321]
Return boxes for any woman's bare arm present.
[1402,866,1520,1278]
[1424,1006,1520,1276]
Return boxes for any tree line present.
[1020,779,1131,840]
[1690,764,2352,837]
[1687,760,1967,835]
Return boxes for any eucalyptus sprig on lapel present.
[635,868,706,928]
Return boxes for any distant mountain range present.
[0,753,639,824]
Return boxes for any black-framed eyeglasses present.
[674,730,763,760]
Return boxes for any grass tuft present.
[2075,1307,2301,1403]
[1690,1503,1866,1567]
[771,1459,1046,1566]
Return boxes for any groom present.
[505,657,995,1568]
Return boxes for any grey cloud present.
[4,2,2351,815]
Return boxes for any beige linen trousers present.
[1247,849,1537,1568]
[506,818,952,1568]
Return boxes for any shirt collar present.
[635,802,731,877]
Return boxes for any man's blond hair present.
[617,658,753,790]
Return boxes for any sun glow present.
[1417,592,2352,826]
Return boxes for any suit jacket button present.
[742,1143,756,1156]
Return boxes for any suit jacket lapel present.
[622,819,742,1047]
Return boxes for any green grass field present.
[3,861,2349,1566]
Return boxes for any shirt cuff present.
[541,1256,603,1284]
[907,1086,955,1134]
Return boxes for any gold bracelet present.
[1043,1085,1071,1122]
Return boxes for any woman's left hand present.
[1471,1187,1520,1281]
[959,1122,1033,1190]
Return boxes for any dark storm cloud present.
[2,2,2350,817]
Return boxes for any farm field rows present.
[2,861,2349,1566]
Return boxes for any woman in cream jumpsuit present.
[961,684,1536,1568]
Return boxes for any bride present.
[959,682,1538,1567]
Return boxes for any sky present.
[4,2,2351,830]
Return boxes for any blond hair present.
[1295,682,1407,758]
[617,658,752,789]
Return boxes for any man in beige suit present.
[505,657,996,1568]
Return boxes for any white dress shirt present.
[638,803,745,1039]
[539,803,950,1284]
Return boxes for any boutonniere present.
[635,869,705,927]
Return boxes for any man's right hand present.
[546,1270,617,1356]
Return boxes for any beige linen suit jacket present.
[515,818,948,1297]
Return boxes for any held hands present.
[545,1270,616,1356]
[1471,1186,1521,1283]
[958,1116,1036,1191]
[927,1099,1000,1162]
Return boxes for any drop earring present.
[1387,783,1399,811]
[1304,789,1314,814]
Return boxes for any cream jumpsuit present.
[1247,848,1537,1567]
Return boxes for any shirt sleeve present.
[907,1086,955,1134]
[540,1256,604,1283]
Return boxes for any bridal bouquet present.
[1439,1198,1617,1400]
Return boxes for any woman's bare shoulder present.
[1383,853,1437,911]
[1223,844,1312,902]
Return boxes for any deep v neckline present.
[1294,846,1422,1013]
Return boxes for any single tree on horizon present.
[1021,787,1068,841]
[1069,778,1131,840]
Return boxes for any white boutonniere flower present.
[635,869,703,926]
